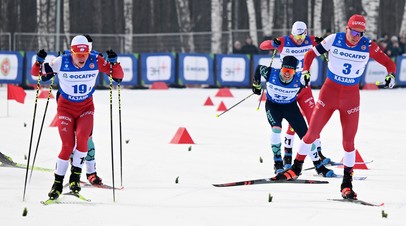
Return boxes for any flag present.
[7,84,26,104]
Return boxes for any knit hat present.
[281,56,298,69]
[347,14,366,31]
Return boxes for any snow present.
[0,87,405,226]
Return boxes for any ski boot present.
[314,160,336,177]
[69,166,82,193]
[273,159,303,180]
[48,174,64,200]
[87,172,103,185]
[274,160,284,174]
[341,169,357,199]
[317,147,331,165]
[283,147,292,169]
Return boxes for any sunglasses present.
[349,28,364,37]
[71,49,90,58]
[294,34,306,40]
[281,67,295,75]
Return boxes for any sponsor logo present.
[361,45,366,50]
[58,115,72,122]
[347,106,360,115]
[69,73,96,79]
[68,94,89,101]
[63,73,68,78]
[0,58,10,76]
[317,99,325,107]
[332,49,367,59]
[89,63,95,69]
[80,111,94,118]
[185,65,206,72]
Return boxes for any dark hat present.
[281,56,298,69]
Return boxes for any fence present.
[2,29,292,54]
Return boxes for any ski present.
[328,198,384,207]
[63,181,124,190]
[313,174,367,181]
[213,178,328,187]
[0,152,53,172]
[41,192,91,205]
[304,160,374,171]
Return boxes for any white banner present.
[183,56,209,81]
[0,54,19,80]
[146,55,172,81]
[220,57,246,82]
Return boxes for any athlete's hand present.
[106,49,118,64]
[315,36,324,44]
[36,49,47,64]
[272,38,281,48]
[300,70,311,87]
[252,82,262,95]
[385,73,395,88]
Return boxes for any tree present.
[313,0,323,36]
[361,0,379,40]
[246,0,258,45]
[124,0,133,53]
[333,0,346,32]
[63,0,70,50]
[211,0,223,54]
[260,0,275,38]
[174,0,194,52]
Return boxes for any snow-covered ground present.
[0,87,405,226]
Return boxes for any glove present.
[113,78,122,83]
[315,36,324,44]
[385,73,395,88]
[300,71,311,87]
[106,49,118,64]
[83,34,93,42]
[252,82,262,95]
[272,38,281,48]
[36,49,47,64]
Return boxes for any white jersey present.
[279,35,313,72]
[49,53,99,102]
[316,32,370,85]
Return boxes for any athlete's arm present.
[369,41,396,74]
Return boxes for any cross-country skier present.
[272,14,396,200]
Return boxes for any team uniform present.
[253,56,334,176]
[31,35,123,200]
[273,15,396,199]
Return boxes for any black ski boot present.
[273,159,303,180]
[69,166,82,193]
[283,147,292,169]
[317,147,331,165]
[48,174,64,200]
[314,160,336,177]
[341,168,357,199]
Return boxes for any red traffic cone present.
[215,88,233,97]
[39,89,54,99]
[170,127,195,144]
[217,101,227,111]
[151,82,169,90]
[339,149,368,170]
[49,114,58,127]
[203,96,214,106]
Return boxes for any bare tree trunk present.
[37,0,48,49]
[361,0,379,40]
[400,2,406,36]
[63,0,70,49]
[246,0,258,45]
[307,0,312,32]
[260,0,275,37]
[175,0,194,52]
[313,0,323,36]
[226,0,233,53]
[0,0,8,33]
[211,0,223,54]
[123,0,133,53]
[333,0,345,32]
[47,0,56,50]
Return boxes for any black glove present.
[36,49,47,64]
[113,78,122,83]
[252,82,262,95]
[83,34,93,42]
[106,49,117,64]
[385,73,395,88]
[315,36,324,44]
[272,38,281,47]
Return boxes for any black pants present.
[265,100,308,139]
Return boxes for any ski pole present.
[257,49,277,110]
[23,69,42,201]
[30,76,55,182]
[117,82,123,187]
[216,93,255,118]
[109,65,116,202]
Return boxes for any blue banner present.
[361,59,389,86]
[0,51,24,84]
[216,54,250,86]
[140,53,176,85]
[395,56,406,86]
[178,53,214,86]
[25,51,59,85]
